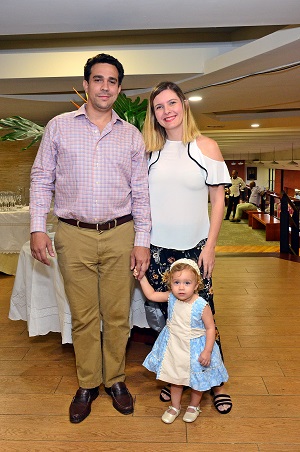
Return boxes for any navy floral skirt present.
[147,238,224,360]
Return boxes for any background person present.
[142,81,232,414]
[231,181,266,222]
[224,169,246,220]
[30,53,151,423]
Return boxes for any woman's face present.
[153,89,184,138]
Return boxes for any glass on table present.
[0,191,13,211]
[16,186,25,208]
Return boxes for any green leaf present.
[113,92,148,131]
[0,116,45,150]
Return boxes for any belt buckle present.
[108,219,117,230]
[96,223,104,233]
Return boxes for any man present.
[224,169,246,220]
[30,53,151,423]
[230,181,266,222]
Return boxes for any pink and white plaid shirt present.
[30,105,151,247]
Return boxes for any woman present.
[142,81,232,414]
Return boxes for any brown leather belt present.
[59,214,133,231]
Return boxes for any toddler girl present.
[134,258,228,424]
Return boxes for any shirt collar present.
[74,104,123,125]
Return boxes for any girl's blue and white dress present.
[143,294,228,391]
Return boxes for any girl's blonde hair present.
[142,81,201,152]
[162,261,204,292]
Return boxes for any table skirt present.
[9,241,149,344]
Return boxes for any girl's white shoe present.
[183,405,201,423]
[161,405,181,424]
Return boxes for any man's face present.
[232,170,237,179]
[83,63,121,113]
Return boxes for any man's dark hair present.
[84,53,124,85]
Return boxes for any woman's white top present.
[148,139,230,250]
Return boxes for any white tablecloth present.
[0,207,57,275]
[0,207,30,253]
[9,239,149,344]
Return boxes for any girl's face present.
[153,89,184,139]
[170,268,198,303]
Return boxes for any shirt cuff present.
[134,231,150,248]
[30,215,47,234]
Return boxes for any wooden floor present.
[1,253,300,451]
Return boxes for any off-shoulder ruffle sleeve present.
[202,155,231,186]
[188,141,231,186]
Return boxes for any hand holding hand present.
[133,267,139,279]
[130,246,150,280]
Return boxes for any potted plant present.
[0,91,148,150]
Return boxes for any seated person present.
[230,181,266,222]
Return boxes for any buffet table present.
[0,207,57,275]
[0,207,30,275]
[9,238,149,344]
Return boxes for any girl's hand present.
[133,267,139,279]
[198,350,211,367]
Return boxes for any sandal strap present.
[213,393,231,398]
[161,387,171,396]
[186,405,201,412]
[213,394,232,407]
[168,405,181,414]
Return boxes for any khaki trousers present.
[54,220,134,388]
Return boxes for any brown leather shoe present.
[69,387,99,423]
[105,382,134,415]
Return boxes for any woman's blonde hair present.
[142,81,201,152]
[162,261,204,292]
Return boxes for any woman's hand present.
[198,245,215,280]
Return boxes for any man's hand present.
[130,246,150,280]
[30,231,55,266]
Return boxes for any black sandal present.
[159,385,171,402]
[159,384,189,402]
[212,393,232,414]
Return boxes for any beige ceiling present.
[1,0,300,167]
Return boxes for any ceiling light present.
[251,123,260,128]
[258,149,264,165]
[270,147,279,165]
[188,96,202,101]
[246,152,253,164]
[288,143,298,166]
[237,153,243,165]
